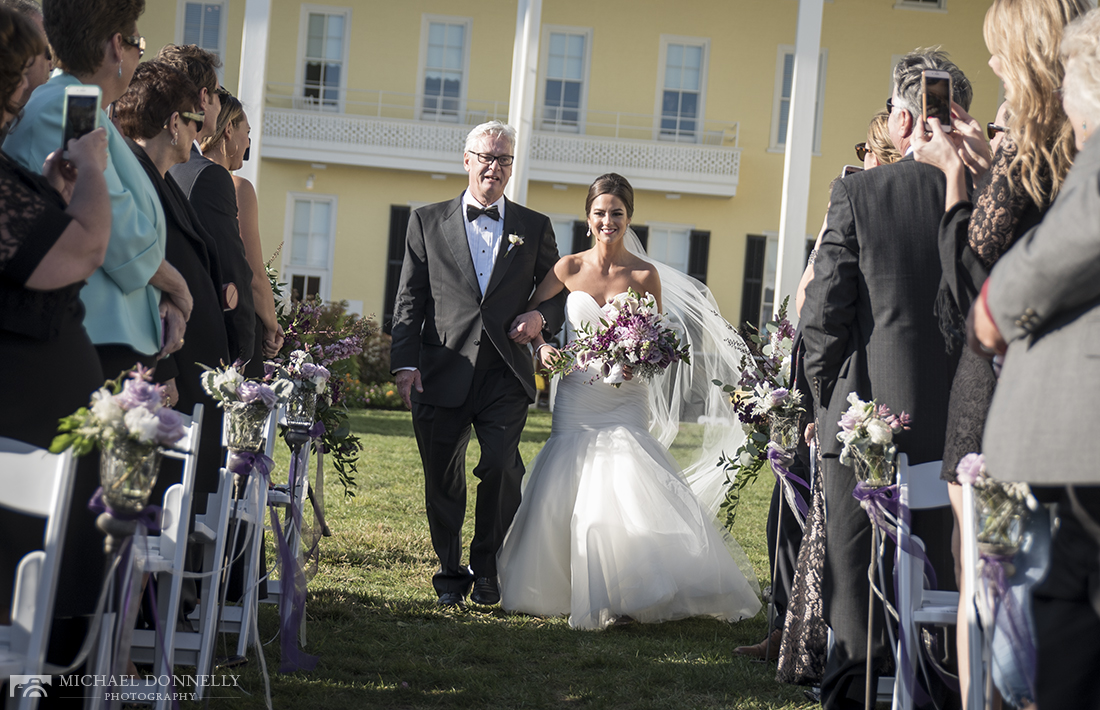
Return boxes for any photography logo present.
[10,675,51,698]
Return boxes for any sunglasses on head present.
[855,142,870,161]
[986,122,1008,141]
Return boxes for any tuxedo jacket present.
[389,194,565,408]
[168,146,255,365]
[984,135,1100,484]
[802,156,958,463]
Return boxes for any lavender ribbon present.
[766,443,809,519]
[980,551,1037,701]
[226,450,274,479]
[87,487,162,532]
[274,443,319,672]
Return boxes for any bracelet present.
[536,310,546,330]
[535,342,553,355]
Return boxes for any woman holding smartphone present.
[2,0,192,382]
[913,0,1090,706]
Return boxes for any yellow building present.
[141,0,1003,331]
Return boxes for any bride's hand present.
[622,364,634,381]
[536,343,559,370]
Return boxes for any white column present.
[774,0,824,321]
[505,0,542,205]
[234,0,272,189]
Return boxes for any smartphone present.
[921,69,953,133]
[840,165,863,178]
[60,85,102,158]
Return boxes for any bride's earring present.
[587,227,592,237]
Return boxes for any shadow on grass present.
[207,587,812,710]
[348,409,553,446]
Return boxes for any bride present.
[498,173,761,629]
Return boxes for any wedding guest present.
[974,8,1100,706]
[0,0,49,120]
[200,91,284,367]
[802,50,971,710]
[914,1,1088,705]
[2,0,191,382]
[158,45,258,370]
[0,4,110,696]
[114,61,230,500]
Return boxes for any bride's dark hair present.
[585,173,635,218]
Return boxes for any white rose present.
[90,388,125,426]
[867,418,893,446]
[124,407,161,444]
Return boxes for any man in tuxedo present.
[390,121,566,607]
[802,51,969,709]
[158,44,257,372]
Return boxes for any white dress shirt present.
[463,190,506,296]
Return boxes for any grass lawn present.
[196,408,815,710]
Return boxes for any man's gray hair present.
[464,120,516,154]
[1061,8,1100,130]
[892,49,972,120]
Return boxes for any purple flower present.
[155,407,186,445]
[237,381,277,408]
[955,453,985,485]
[301,362,318,379]
[116,375,163,411]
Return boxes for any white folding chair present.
[0,438,76,710]
[892,453,958,710]
[117,404,202,710]
[960,482,987,710]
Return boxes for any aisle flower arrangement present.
[713,298,800,528]
[547,288,690,386]
[201,361,289,453]
[837,393,910,487]
[955,453,1034,553]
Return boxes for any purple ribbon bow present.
[226,450,274,479]
[88,487,162,532]
[980,551,1037,701]
[766,444,810,519]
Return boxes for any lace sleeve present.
[968,137,1039,269]
[0,156,72,284]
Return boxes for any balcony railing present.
[261,83,741,196]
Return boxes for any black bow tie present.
[466,204,500,222]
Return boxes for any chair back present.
[897,454,950,511]
[960,482,987,710]
[0,438,76,703]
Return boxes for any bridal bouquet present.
[956,453,1035,553]
[837,393,910,487]
[51,365,186,456]
[714,298,801,528]
[548,288,690,386]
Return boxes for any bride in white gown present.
[498,173,761,629]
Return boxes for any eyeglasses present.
[123,34,145,58]
[181,110,205,132]
[986,122,1008,141]
[468,151,514,167]
[855,142,870,161]
[886,97,893,114]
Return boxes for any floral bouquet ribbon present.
[765,442,809,525]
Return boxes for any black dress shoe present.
[469,577,500,605]
[437,591,465,608]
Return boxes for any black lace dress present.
[938,137,1047,480]
[0,150,105,620]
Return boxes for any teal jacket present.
[4,72,165,356]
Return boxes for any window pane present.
[325,17,343,60]
[782,53,794,99]
[545,79,563,106]
[568,34,584,60]
[446,23,464,48]
[547,51,564,78]
[684,45,702,71]
[562,81,581,108]
[549,32,565,57]
[306,277,322,299]
[426,44,442,69]
[565,55,583,81]
[202,5,221,50]
[680,92,697,118]
[682,64,699,92]
[778,99,790,143]
[442,73,461,98]
[444,46,462,71]
[184,3,202,45]
[429,22,444,45]
[662,90,680,116]
[424,72,441,96]
[307,14,324,57]
[667,44,683,71]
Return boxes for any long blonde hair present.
[984,0,1090,205]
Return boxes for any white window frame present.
[644,222,693,275]
[653,36,710,144]
[416,14,473,123]
[894,0,947,11]
[537,25,593,134]
[547,214,579,259]
[295,4,352,113]
[176,1,228,83]
[282,192,338,303]
[768,45,828,154]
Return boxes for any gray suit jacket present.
[802,156,958,463]
[983,135,1100,484]
[389,194,565,408]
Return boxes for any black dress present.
[0,150,106,621]
[938,137,1047,481]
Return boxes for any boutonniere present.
[505,233,524,256]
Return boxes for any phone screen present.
[923,74,952,131]
[63,94,99,147]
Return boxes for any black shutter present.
[382,205,411,334]
[687,229,710,284]
[740,235,766,328]
[571,220,590,254]
[633,225,649,253]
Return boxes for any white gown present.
[498,291,762,629]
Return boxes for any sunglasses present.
[180,110,205,132]
[986,122,1008,141]
[886,97,893,114]
[855,142,870,161]
[123,34,145,58]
